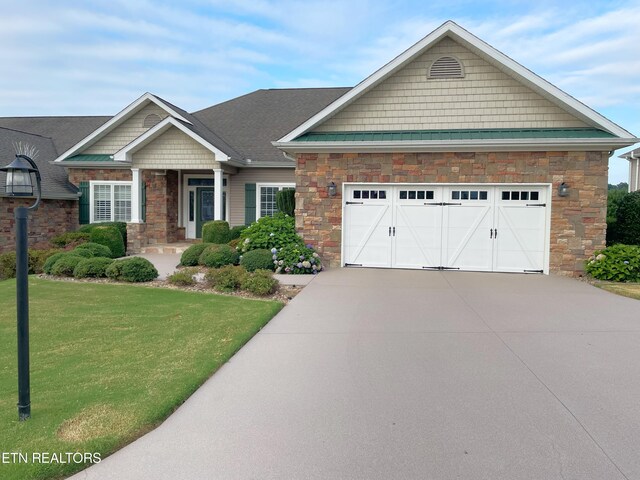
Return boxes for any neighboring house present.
[0,21,636,275]
[619,147,640,191]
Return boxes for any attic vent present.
[429,56,464,79]
[143,114,162,128]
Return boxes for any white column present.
[131,168,141,223]
[214,168,223,220]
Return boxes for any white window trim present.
[256,182,295,219]
[89,180,133,223]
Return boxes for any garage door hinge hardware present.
[422,266,461,270]
[526,203,546,207]
[524,269,544,273]
[346,201,364,205]
[344,263,363,267]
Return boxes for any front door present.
[196,187,214,238]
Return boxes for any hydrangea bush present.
[238,213,303,254]
[585,244,640,282]
[272,244,322,275]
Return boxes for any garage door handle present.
[389,227,391,236]
[393,227,396,236]
[490,228,493,239]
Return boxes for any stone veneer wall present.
[295,151,608,276]
[0,198,78,253]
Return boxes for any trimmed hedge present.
[43,252,72,275]
[241,269,279,296]
[205,265,248,292]
[276,189,295,216]
[180,243,209,266]
[615,191,640,246]
[75,242,112,258]
[90,226,125,258]
[202,220,230,244]
[50,231,90,248]
[199,244,239,268]
[240,249,274,272]
[50,255,85,277]
[106,257,158,282]
[70,247,94,258]
[73,257,114,278]
[80,222,127,248]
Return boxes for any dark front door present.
[196,187,214,238]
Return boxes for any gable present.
[83,103,169,155]
[131,126,217,169]
[314,37,589,133]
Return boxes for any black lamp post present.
[0,154,41,421]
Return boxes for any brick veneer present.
[295,151,608,276]
[0,198,78,253]
[67,168,132,184]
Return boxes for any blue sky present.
[1,0,638,183]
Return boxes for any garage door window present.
[399,190,434,200]
[451,190,488,200]
[353,189,387,200]
[502,190,539,201]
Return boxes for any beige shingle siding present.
[84,104,169,154]
[132,126,217,169]
[315,37,589,132]
[228,168,295,226]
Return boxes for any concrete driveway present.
[72,269,640,480]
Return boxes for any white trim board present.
[255,182,295,219]
[277,21,635,143]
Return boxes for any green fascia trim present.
[65,154,114,162]
[293,128,616,142]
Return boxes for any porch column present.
[214,167,223,220]
[131,168,141,223]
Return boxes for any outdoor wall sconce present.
[558,182,569,197]
[328,182,337,197]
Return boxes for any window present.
[399,190,434,200]
[353,189,387,200]
[90,182,132,222]
[501,190,539,201]
[451,190,488,201]
[257,184,295,218]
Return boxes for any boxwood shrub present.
[205,265,248,292]
[70,247,94,258]
[0,248,62,278]
[614,191,640,246]
[50,231,90,248]
[180,243,209,266]
[106,257,158,282]
[241,269,279,296]
[50,255,85,277]
[202,220,230,244]
[240,249,274,272]
[90,226,125,258]
[73,257,114,278]
[228,225,246,241]
[74,242,112,258]
[79,222,127,248]
[199,244,239,268]
[585,244,640,282]
[43,252,72,275]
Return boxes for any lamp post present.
[0,154,41,421]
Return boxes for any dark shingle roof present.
[192,88,350,165]
[0,127,80,199]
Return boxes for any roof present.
[276,21,637,146]
[193,88,350,165]
[619,146,640,160]
[0,127,80,199]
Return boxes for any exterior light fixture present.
[0,154,42,421]
[558,182,569,197]
[328,182,337,197]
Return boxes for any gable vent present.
[428,56,464,79]
[143,114,162,128]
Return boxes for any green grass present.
[597,282,640,300]
[0,278,283,480]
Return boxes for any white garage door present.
[343,184,549,274]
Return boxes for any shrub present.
[228,238,241,249]
[614,191,640,246]
[50,231,90,248]
[1,249,63,279]
[50,255,84,277]
[90,226,125,258]
[106,257,158,282]
[198,244,239,268]
[228,225,246,241]
[585,244,640,282]
[80,222,127,248]
[276,189,295,216]
[205,265,248,292]
[273,244,322,274]
[75,242,112,258]
[241,269,279,296]
[70,247,94,258]
[43,252,71,275]
[240,249,275,272]
[180,243,209,266]
[73,257,114,278]
[167,268,199,286]
[202,220,230,244]
[0,252,17,279]
[238,213,303,254]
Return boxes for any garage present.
[342,184,550,274]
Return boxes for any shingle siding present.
[315,37,589,132]
[132,126,218,169]
[84,104,169,154]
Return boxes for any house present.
[1,21,636,275]
[619,147,640,191]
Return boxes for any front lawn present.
[0,278,282,480]
[597,282,640,300]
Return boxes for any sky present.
[0,0,638,183]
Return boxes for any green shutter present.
[79,182,90,224]
[141,181,146,222]
[245,183,256,225]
